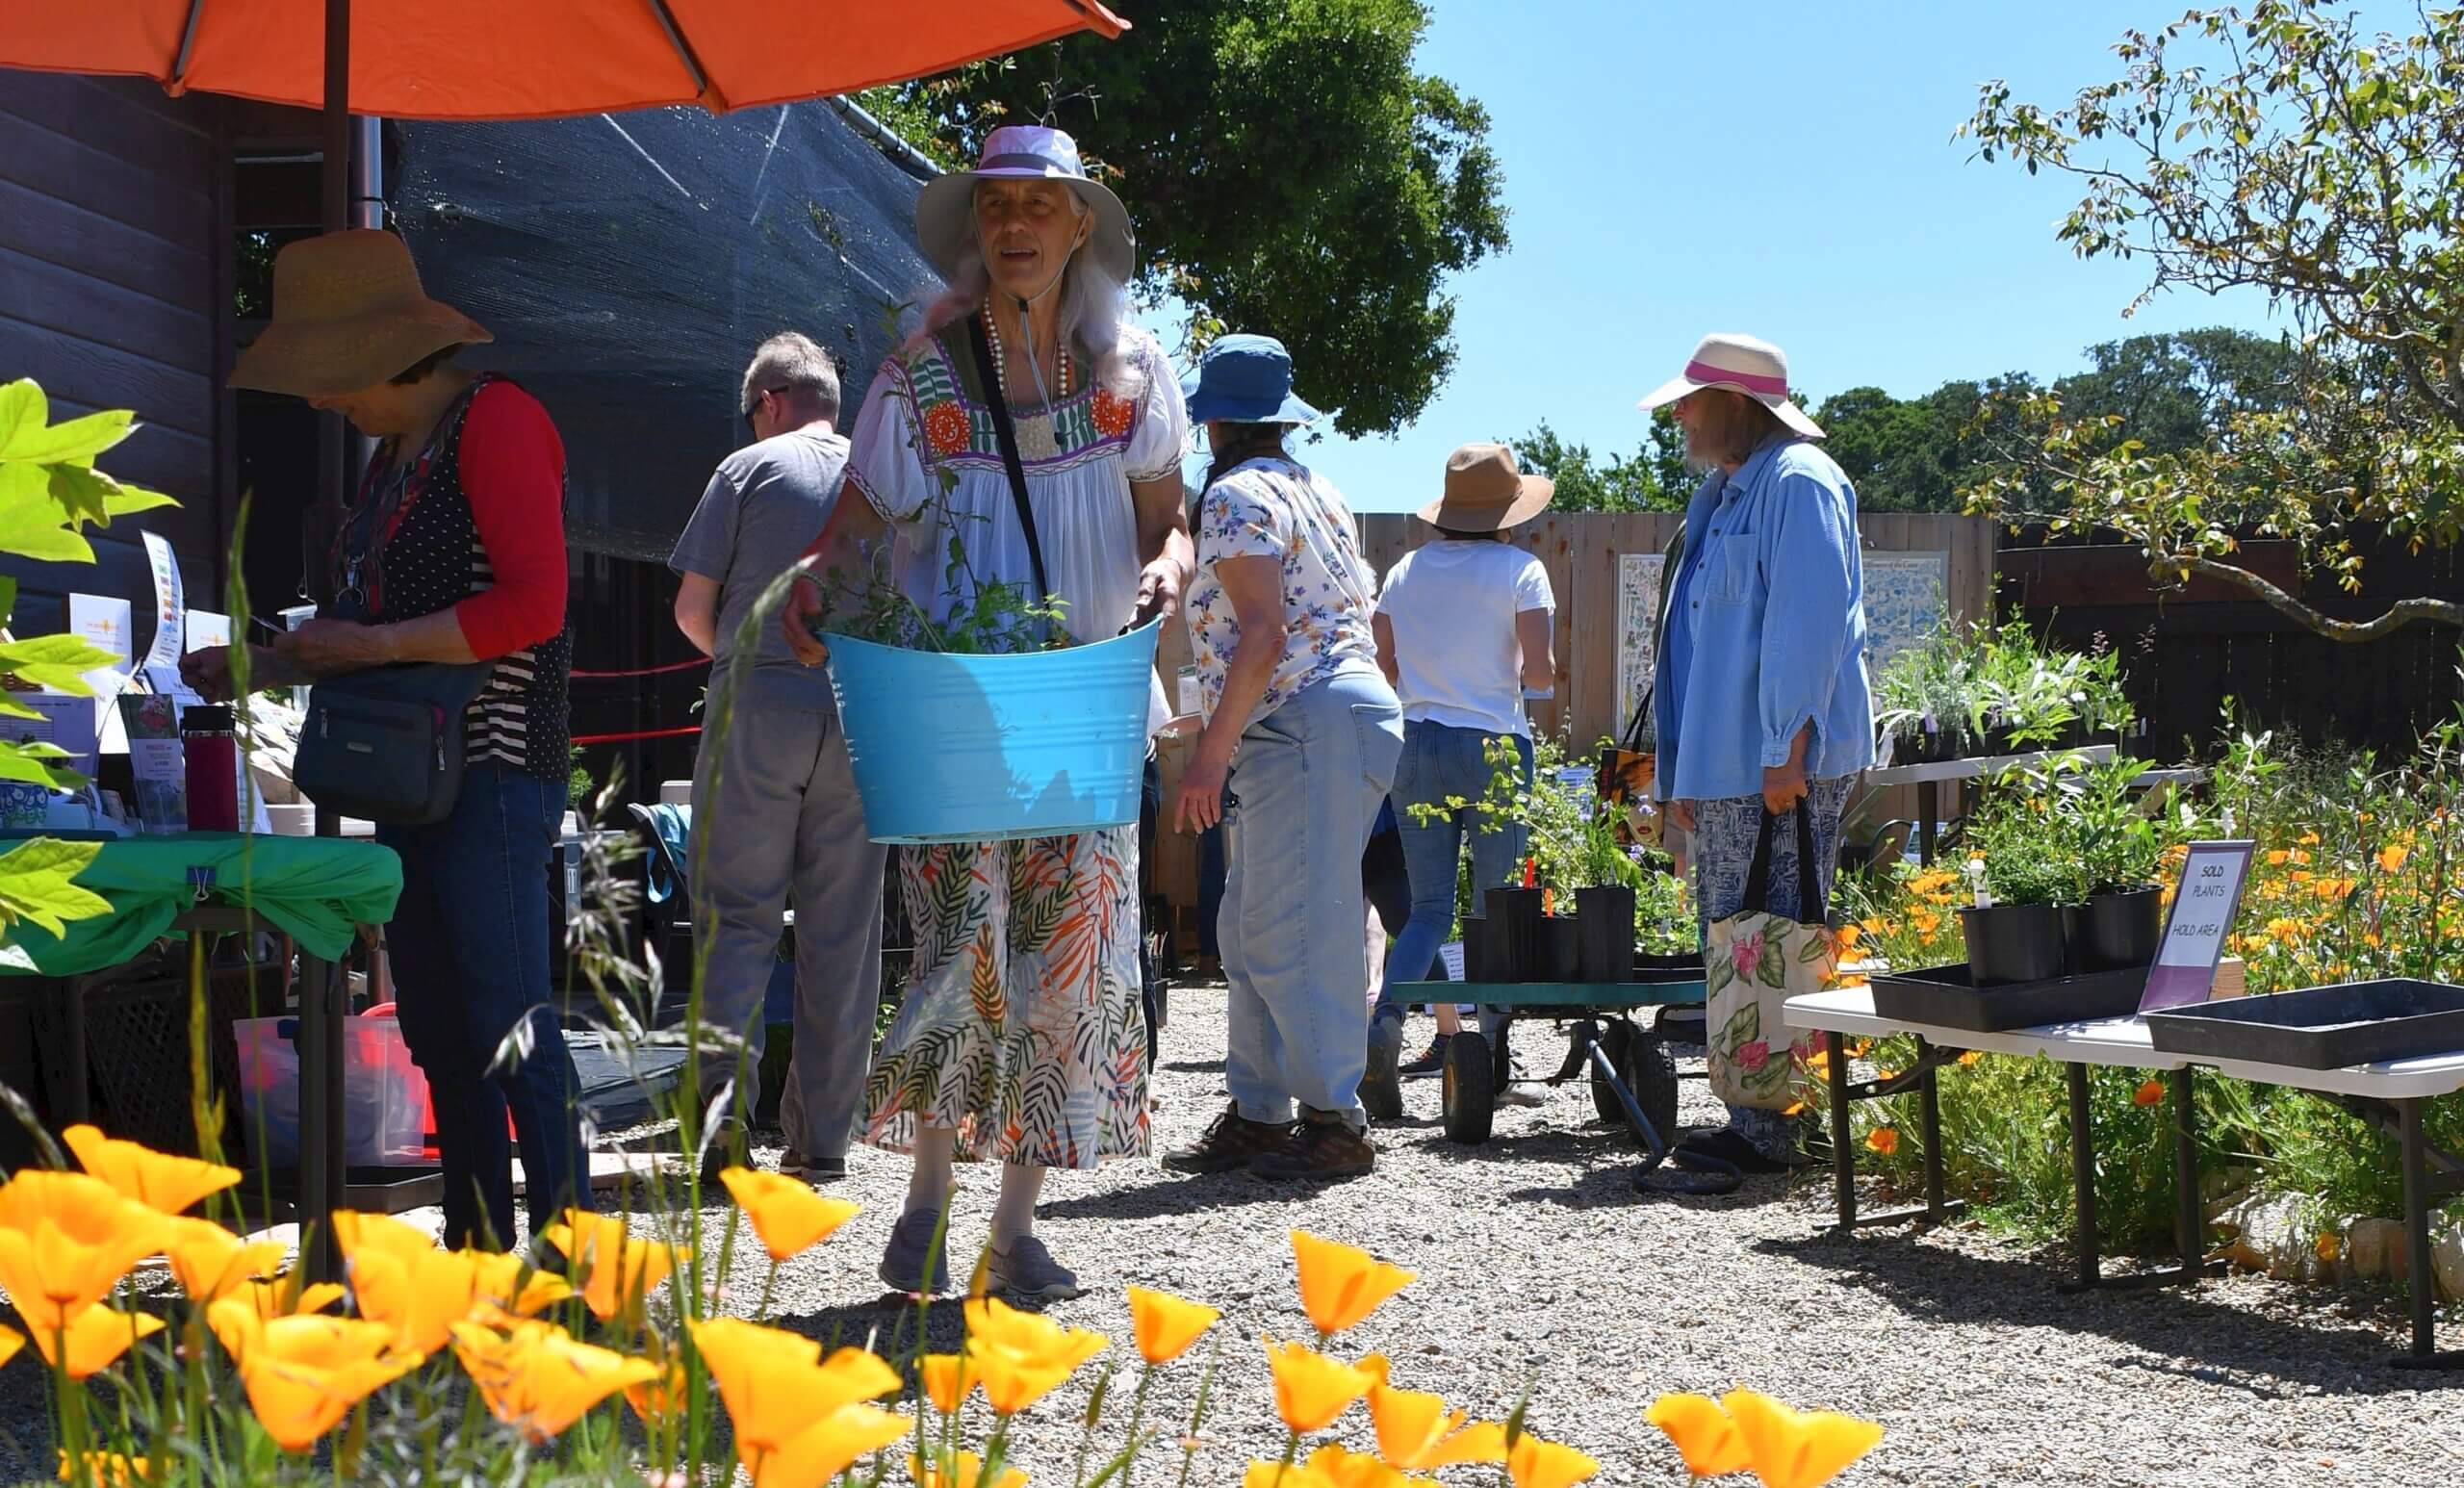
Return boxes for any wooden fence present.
[2002,529,2464,761]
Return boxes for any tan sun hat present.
[229,229,493,398]
[1417,442,1554,531]
[1635,332,1825,439]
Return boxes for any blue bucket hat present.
[1182,334,1321,425]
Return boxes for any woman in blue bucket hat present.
[1163,335,1403,1181]
[782,125,1194,1299]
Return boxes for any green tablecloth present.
[2,834,402,975]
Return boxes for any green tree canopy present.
[1961,0,2464,640]
[1503,418,1689,513]
[860,0,1508,437]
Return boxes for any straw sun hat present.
[1634,332,1825,440]
[1417,442,1554,532]
[229,230,493,398]
[913,124,1137,285]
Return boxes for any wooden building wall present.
[0,72,231,650]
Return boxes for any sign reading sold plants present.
[2139,840,2256,1012]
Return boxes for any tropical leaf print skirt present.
[862,826,1149,1167]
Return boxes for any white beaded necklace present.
[983,308,1070,409]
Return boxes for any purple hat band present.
[1685,359,1787,398]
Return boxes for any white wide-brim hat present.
[913,124,1136,285]
[1636,332,1825,439]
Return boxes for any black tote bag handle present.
[965,315,1052,610]
[1738,805,1826,924]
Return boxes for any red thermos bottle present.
[182,704,240,833]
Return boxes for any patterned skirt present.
[861,826,1149,1167]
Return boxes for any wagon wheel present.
[1441,1030,1495,1145]
[1591,1018,1679,1150]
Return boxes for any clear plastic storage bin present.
[233,1013,430,1167]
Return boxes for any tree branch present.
[2183,554,2464,640]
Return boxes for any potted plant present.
[1872,614,1981,764]
[2059,755,2177,970]
[1571,808,1640,982]
[1959,769,2088,985]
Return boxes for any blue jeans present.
[379,764,589,1247]
[1219,668,1403,1129]
[1376,722,1534,1022]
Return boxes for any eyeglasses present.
[742,386,787,432]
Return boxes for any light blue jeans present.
[1376,721,1534,1027]
[1219,667,1404,1130]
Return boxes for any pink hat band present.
[1684,359,1787,398]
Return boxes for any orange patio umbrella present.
[3,1,1126,119]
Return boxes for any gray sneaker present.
[780,1148,848,1184]
[878,1208,950,1295]
[1358,1015,1405,1120]
[988,1235,1085,1300]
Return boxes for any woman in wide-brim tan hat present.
[1359,441,1560,1115]
[192,227,590,1251]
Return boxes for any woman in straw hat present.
[185,228,587,1248]
[1639,332,1873,1171]
[1161,334,1400,1182]
[781,125,1192,1297]
[1356,443,1558,1118]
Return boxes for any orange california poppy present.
[26,1304,163,1379]
[204,1300,423,1452]
[1506,1434,1601,1488]
[1645,1392,1753,1476]
[1127,1286,1220,1366]
[1291,1230,1415,1336]
[63,1125,238,1216]
[720,1167,862,1263]
[1368,1383,1507,1469]
[0,1169,170,1330]
[1264,1337,1378,1434]
[1721,1388,1885,1488]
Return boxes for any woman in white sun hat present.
[781,124,1193,1300]
[1641,333,1872,1171]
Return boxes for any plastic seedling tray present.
[1868,962,2149,1033]
[2143,980,2464,1069]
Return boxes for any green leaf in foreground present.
[0,834,109,938]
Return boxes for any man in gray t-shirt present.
[668,332,886,1185]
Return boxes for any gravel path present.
[698,982,2460,1488]
[3,982,2454,1486]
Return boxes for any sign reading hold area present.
[2139,839,2256,1013]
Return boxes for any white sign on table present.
[2140,840,2257,1012]
[139,531,184,672]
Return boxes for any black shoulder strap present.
[964,315,1051,607]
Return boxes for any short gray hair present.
[739,332,840,422]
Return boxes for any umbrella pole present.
[301,0,353,1284]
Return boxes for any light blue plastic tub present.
[822,620,1162,844]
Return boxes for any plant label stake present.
[2138,839,2255,1012]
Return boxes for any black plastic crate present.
[2143,980,2464,1069]
[1868,962,2148,1033]
[1630,951,1707,984]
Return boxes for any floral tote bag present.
[1705,808,1835,1111]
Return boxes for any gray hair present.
[905,183,1135,393]
[739,332,840,422]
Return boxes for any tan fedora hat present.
[1417,442,1554,531]
[1635,332,1825,439]
[229,230,493,398]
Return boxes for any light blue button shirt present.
[1652,435,1874,802]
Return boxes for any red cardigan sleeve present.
[453,381,569,658]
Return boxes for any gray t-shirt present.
[668,427,851,706]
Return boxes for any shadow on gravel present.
[1161,1058,1225,1074]
[1755,1229,2444,1397]
[1034,1170,1358,1219]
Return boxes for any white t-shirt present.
[1376,539,1554,736]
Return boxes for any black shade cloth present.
[392,103,938,561]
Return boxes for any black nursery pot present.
[1460,916,1498,984]
[1959,901,2069,987]
[2076,885,2165,971]
[1485,887,1547,982]
[1575,885,1637,982]
[1544,916,1581,982]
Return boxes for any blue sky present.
[1260,1,2398,512]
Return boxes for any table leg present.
[60,973,91,1125]
[1915,781,1938,866]
[1918,1037,1946,1221]
[1826,1030,1854,1228]
[2062,1062,2100,1292]
[295,953,346,1281]
[2170,1066,2202,1275]
[2402,1097,2434,1360]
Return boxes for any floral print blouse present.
[1185,455,1381,728]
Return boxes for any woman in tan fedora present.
[1357,443,1558,1116]
[184,228,587,1249]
